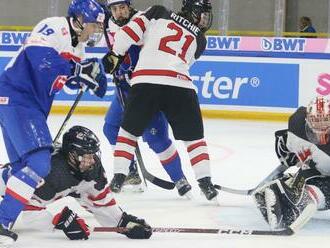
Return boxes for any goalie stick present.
[93,226,294,236]
[114,80,175,190]
[214,164,287,195]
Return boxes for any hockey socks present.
[113,128,138,175]
[185,139,211,179]
[154,141,184,183]
[0,167,40,227]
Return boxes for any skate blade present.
[122,184,145,193]
[182,191,193,200]
[199,191,220,206]
[0,236,15,248]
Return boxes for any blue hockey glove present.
[114,66,133,83]
[67,58,107,98]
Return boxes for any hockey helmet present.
[181,0,213,32]
[62,126,101,173]
[305,96,330,145]
[106,0,131,6]
[68,0,105,24]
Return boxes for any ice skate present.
[0,225,17,247]
[198,177,219,201]
[175,177,192,199]
[110,173,126,193]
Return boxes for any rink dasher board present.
[1,32,330,120]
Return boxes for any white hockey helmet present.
[305,96,330,145]
[106,0,131,6]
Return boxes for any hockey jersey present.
[16,150,122,230]
[112,5,206,89]
[104,10,140,86]
[0,17,80,116]
[287,107,330,176]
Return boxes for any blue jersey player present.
[0,0,107,245]
[101,0,192,196]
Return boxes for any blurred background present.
[0,0,329,37]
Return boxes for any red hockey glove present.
[53,206,90,240]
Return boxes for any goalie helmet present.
[305,96,330,145]
[181,0,213,32]
[62,126,101,177]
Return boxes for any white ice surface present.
[0,115,329,248]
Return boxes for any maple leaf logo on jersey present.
[50,75,67,96]
[61,27,68,36]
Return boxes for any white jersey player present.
[254,96,330,231]
[0,0,107,245]
[0,126,152,240]
[102,0,219,201]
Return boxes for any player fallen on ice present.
[102,0,219,201]
[254,96,330,231]
[0,126,152,241]
[0,0,112,245]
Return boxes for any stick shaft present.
[215,164,287,195]
[93,226,293,236]
[53,88,85,144]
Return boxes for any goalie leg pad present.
[264,179,317,231]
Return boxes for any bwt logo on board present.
[261,38,306,52]
[1,32,30,45]
[191,71,260,99]
[207,37,241,50]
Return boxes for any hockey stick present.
[93,226,294,236]
[214,164,287,195]
[53,86,87,145]
[2,86,87,168]
[114,80,175,190]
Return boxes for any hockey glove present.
[53,207,90,240]
[67,58,107,98]
[102,51,123,74]
[275,129,300,168]
[118,212,152,239]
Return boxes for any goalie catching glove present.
[53,207,90,240]
[67,58,107,98]
[117,212,152,239]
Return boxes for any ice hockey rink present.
[1,114,329,248]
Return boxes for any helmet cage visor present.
[305,113,330,145]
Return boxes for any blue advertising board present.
[0,31,300,109]
[190,61,299,108]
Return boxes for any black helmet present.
[62,126,102,180]
[62,126,100,156]
[181,0,213,32]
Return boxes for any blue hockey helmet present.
[68,0,105,24]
